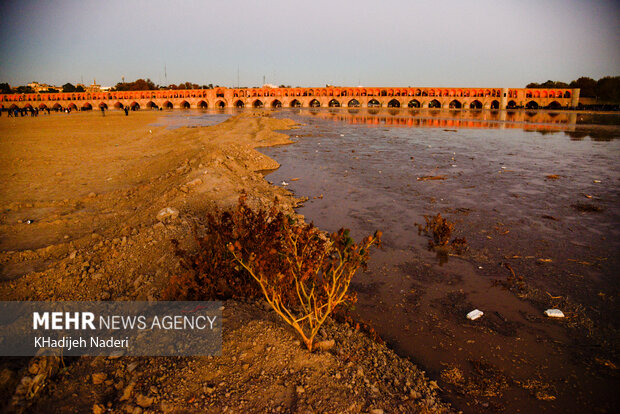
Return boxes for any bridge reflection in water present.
[303,108,579,132]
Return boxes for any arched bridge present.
[1,86,580,111]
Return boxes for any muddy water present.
[258,108,620,413]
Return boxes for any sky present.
[0,0,618,88]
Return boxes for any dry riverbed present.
[0,111,451,413]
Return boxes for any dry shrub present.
[227,206,381,351]
[163,196,284,301]
[416,213,467,251]
[165,196,382,351]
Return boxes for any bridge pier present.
[500,88,508,110]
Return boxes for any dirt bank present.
[0,111,451,413]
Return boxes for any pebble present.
[92,372,107,385]
[156,207,179,222]
[136,394,154,408]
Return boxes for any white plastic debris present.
[466,309,484,320]
[281,181,289,186]
[544,309,565,318]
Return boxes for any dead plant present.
[228,214,381,351]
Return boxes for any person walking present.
[124,107,129,116]
[101,105,105,117]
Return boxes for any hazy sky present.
[0,0,618,88]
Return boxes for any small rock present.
[92,372,107,385]
[136,394,154,408]
[315,339,335,352]
[88,192,97,198]
[156,207,179,223]
[120,381,135,401]
[370,409,384,414]
[296,385,305,394]
[92,403,106,414]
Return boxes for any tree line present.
[0,79,222,94]
[526,76,619,102]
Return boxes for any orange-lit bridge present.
[1,86,580,111]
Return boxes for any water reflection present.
[294,108,620,139]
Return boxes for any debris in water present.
[546,174,560,180]
[544,309,565,318]
[467,309,484,320]
[281,181,289,186]
[417,175,447,181]
[572,203,603,212]
[593,180,601,183]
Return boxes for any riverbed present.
[258,108,620,413]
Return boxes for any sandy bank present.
[0,111,451,413]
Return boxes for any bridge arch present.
[114,102,124,109]
[469,100,482,109]
[99,102,108,109]
[253,99,264,108]
[387,99,400,108]
[234,100,244,108]
[198,100,208,109]
[347,99,360,107]
[68,103,78,111]
[547,101,561,109]
[290,99,301,107]
[146,101,157,109]
[490,100,500,109]
[130,102,140,110]
[272,99,282,108]
[408,99,420,108]
[449,99,461,109]
[81,102,93,110]
[53,103,63,111]
[429,99,441,108]
[507,100,517,109]
[368,99,380,107]
[38,103,48,110]
[309,99,320,107]
[163,101,173,109]
[525,100,539,109]
[180,100,190,109]
[215,100,226,109]
[328,99,340,107]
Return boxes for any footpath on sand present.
[0,111,452,413]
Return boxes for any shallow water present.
[166,108,620,412]
[260,108,620,413]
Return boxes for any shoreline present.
[0,111,451,412]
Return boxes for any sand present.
[0,111,450,413]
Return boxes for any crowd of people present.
[1,106,52,117]
[0,105,142,117]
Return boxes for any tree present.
[75,85,85,92]
[526,80,569,89]
[595,76,620,102]
[62,83,76,93]
[0,83,12,94]
[569,77,597,97]
[16,85,34,94]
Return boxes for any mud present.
[260,108,620,413]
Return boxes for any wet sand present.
[263,108,620,413]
